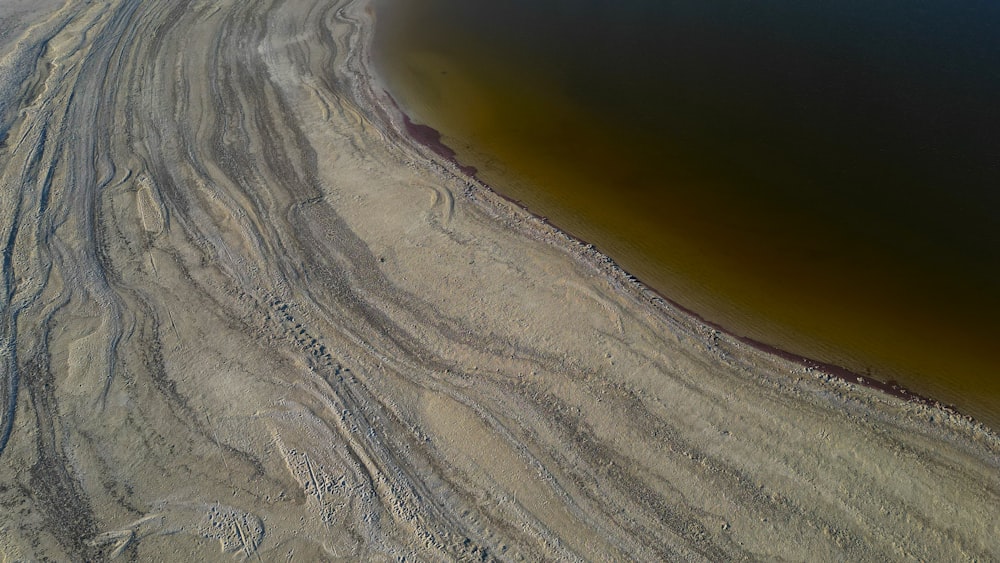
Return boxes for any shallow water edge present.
[369,0,1000,428]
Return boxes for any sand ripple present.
[0,0,997,560]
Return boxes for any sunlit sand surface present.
[0,1,997,560]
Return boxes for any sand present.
[0,0,997,561]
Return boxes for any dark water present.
[372,0,1000,427]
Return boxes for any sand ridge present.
[0,0,997,560]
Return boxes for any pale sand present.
[0,0,997,561]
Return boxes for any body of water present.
[372,0,1000,427]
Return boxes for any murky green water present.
[372,0,1000,427]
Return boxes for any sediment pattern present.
[0,0,997,560]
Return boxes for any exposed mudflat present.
[0,1,997,561]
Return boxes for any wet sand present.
[0,0,998,560]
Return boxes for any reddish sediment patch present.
[385,92,479,178]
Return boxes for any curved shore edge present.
[1,0,998,560]
[386,101,965,417]
[364,50,990,436]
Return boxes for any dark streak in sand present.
[383,95,968,425]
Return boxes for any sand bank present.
[0,0,997,560]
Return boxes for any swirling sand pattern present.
[0,1,997,561]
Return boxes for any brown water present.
[372,0,1000,428]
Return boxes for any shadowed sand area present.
[0,0,998,560]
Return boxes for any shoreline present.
[397,103,952,409]
[4,0,999,558]
[355,32,992,437]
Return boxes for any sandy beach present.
[0,0,998,560]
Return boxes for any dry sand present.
[0,0,998,561]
